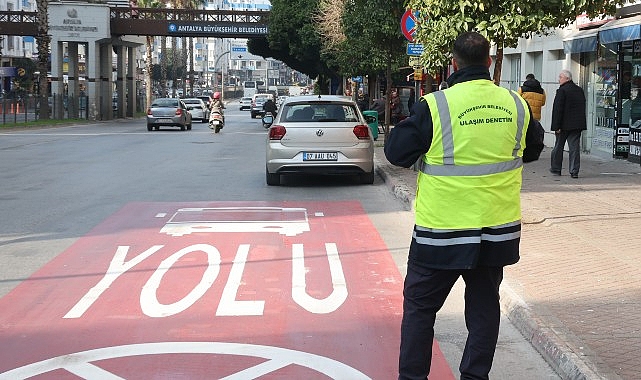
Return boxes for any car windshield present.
[183,100,201,104]
[282,103,359,122]
[152,99,179,107]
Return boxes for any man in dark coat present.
[550,69,587,178]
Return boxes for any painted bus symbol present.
[160,207,311,237]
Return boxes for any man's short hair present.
[560,69,572,81]
[452,32,490,68]
[526,73,535,80]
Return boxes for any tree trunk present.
[493,44,504,86]
[35,0,50,120]
[384,54,392,137]
[145,36,153,108]
[171,37,177,97]
[188,36,194,96]
[161,36,167,97]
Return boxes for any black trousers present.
[550,129,582,176]
[398,265,503,380]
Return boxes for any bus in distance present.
[243,81,257,97]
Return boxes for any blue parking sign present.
[407,43,424,56]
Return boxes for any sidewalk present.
[374,136,641,380]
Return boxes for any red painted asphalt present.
[0,201,454,379]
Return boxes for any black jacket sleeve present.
[523,117,544,163]
[383,99,433,168]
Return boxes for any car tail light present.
[269,125,286,140]
[175,108,183,116]
[353,125,370,140]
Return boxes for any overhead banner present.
[168,22,268,37]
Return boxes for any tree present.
[35,0,50,119]
[137,0,165,107]
[317,0,407,130]
[249,0,338,93]
[406,0,627,84]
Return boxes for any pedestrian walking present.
[384,31,544,380]
[550,69,587,178]
[517,73,546,121]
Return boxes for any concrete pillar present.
[50,41,65,118]
[116,44,126,118]
[87,41,100,121]
[127,46,136,117]
[67,42,79,118]
[100,43,113,120]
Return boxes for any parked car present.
[263,95,374,185]
[239,97,252,111]
[251,93,275,118]
[182,98,209,122]
[146,98,192,131]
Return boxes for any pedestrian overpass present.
[0,6,269,120]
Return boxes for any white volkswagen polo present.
[264,95,375,186]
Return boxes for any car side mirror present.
[262,114,274,126]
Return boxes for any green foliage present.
[335,0,407,76]
[406,0,626,76]
[251,0,334,79]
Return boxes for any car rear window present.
[282,103,358,122]
[152,99,179,107]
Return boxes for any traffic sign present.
[231,46,247,52]
[409,56,421,67]
[400,10,419,42]
[0,201,455,379]
[407,43,424,56]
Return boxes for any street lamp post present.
[214,50,230,99]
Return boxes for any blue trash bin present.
[362,110,379,140]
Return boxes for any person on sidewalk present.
[550,69,586,178]
[384,31,544,380]
[517,73,546,121]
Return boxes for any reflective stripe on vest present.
[419,90,526,177]
[414,220,522,246]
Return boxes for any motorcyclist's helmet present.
[213,92,221,99]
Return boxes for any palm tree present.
[35,0,50,119]
[183,0,206,97]
[137,0,164,108]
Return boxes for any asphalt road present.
[0,103,560,379]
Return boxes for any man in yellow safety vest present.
[384,31,544,380]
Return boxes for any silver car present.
[183,98,209,122]
[264,95,374,186]
[239,97,252,110]
[147,98,193,131]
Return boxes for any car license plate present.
[158,119,172,123]
[303,152,338,161]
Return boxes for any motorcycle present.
[209,110,224,133]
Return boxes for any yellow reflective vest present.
[416,79,530,230]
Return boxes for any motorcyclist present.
[263,97,277,117]
[209,92,225,126]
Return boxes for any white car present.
[182,98,209,122]
[239,97,252,110]
[263,95,374,186]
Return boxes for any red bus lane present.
[0,201,454,379]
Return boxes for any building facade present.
[500,3,641,164]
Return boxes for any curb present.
[375,158,610,380]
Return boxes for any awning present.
[563,29,599,54]
[598,15,641,44]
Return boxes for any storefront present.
[563,13,641,162]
